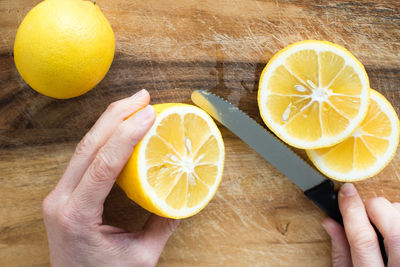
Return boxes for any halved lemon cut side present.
[307,89,399,181]
[258,40,370,149]
[117,103,225,218]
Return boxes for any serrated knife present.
[191,90,387,263]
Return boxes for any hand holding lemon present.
[14,0,115,99]
[42,90,182,266]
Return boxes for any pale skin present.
[323,183,400,267]
[42,89,179,267]
[42,90,399,266]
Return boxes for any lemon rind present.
[306,89,400,181]
[258,40,370,149]
[137,104,225,218]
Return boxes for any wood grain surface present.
[1,0,400,266]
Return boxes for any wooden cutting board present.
[1,0,399,266]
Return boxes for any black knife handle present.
[305,180,387,264]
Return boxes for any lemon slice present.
[258,40,370,149]
[117,104,225,218]
[307,89,399,181]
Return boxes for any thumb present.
[322,217,353,267]
[141,214,180,257]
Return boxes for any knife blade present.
[191,89,387,263]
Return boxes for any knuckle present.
[106,101,122,113]
[350,230,378,252]
[55,203,82,233]
[42,194,56,219]
[89,150,121,183]
[76,131,97,156]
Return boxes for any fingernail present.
[133,105,155,121]
[340,183,356,197]
[130,89,148,99]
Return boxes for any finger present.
[56,89,150,194]
[71,105,156,213]
[366,197,400,266]
[322,217,352,267]
[393,202,400,213]
[140,215,180,258]
[339,183,384,267]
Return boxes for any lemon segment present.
[117,104,225,219]
[307,89,400,181]
[258,40,370,149]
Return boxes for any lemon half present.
[117,104,225,219]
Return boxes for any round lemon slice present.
[307,89,399,181]
[258,40,370,149]
[117,104,225,218]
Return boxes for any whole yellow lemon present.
[14,0,115,99]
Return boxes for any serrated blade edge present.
[191,90,326,191]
